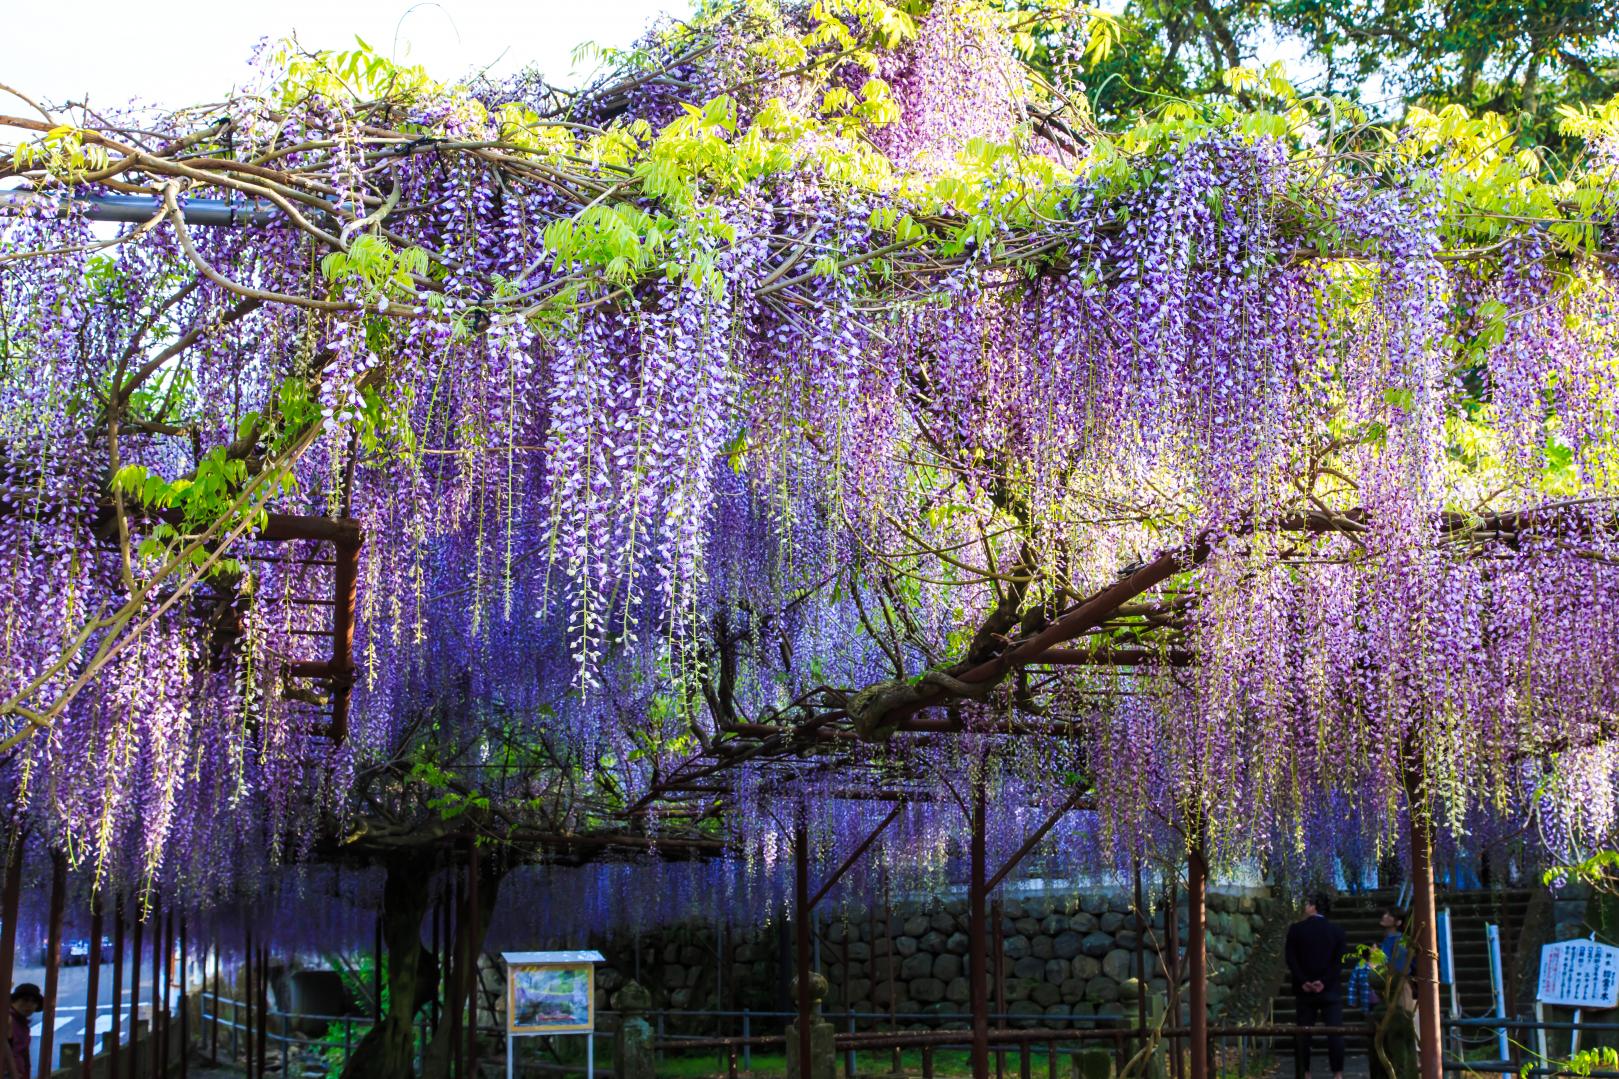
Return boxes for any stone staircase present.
[1264,888,1534,1073]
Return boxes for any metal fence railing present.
[191,994,1619,1079]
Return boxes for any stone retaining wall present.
[583,887,1275,1030]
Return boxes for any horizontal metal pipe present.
[0,189,278,226]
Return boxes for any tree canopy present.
[1,0,1618,921]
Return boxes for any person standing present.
[7,984,42,1079]
[1378,907,1414,1010]
[1368,907,1419,1079]
[1287,892,1348,1079]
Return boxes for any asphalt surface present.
[13,959,179,1073]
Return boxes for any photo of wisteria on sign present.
[509,964,594,1032]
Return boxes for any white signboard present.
[1537,940,1619,1008]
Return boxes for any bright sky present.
[2,0,694,110]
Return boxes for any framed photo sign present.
[503,951,605,1035]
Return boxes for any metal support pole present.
[179,917,188,1079]
[257,945,268,1079]
[110,898,124,1079]
[1165,883,1181,1079]
[84,897,103,1079]
[1407,770,1443,1079]
[970,773,990,1079]
[795,815,814,1079]
[150,901,163,1079]
[467,839,482,1079]
[40,850,66,1079]
[1187,847,1208,1079]
[449,873,462,1079]
[432,892,443,1032]
[162,911,173,1078]
[993,900,1005,1019]
[127,911,143,1079]
[211,944,220,1063]
[1134,862,1148,1058]
[373,914,383,1023]
[0,831,24,1079]
[242,929,252,1079]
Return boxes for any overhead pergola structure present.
[9,21,1619,1075]
[629,749,1104,1079]
[625,500,1619,1079]
[0,477,364,1079]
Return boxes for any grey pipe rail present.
[1,189,279,226]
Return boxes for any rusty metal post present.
[430,893,440,1033]
[84,897,103,1079]
[211,942,220,1063]
[1406,769,1442,1079]
[162,912,172,1078]
[992,900,1005,1020]
[242,929,252,1079]
[795,815,814,1079]
[0,831,24,1079]
[1165,882,1181,1079]
[39,851,66,1079]
[1134,862,1147,1053]
[127,909,142,1079]
[1187,847,1208,1079]
[448,872,462,1079]
[256,944,268,1079]
[110,898,124,1079]
[178,918,188,1079]
[149,900,163,1079]
[373,914,383,1024]
[969,773,990,1079]
[467,839,481,1079]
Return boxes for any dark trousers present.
[1295,992,1345,1077]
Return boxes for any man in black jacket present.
[1286,892,1349,1079]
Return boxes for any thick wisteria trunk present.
[1187,846,1208,1079]
[342,856,431,1079]
[421,860,504,1079]
[1404,767,1443,1079]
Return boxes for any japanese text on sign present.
[1538,940,1619,1008]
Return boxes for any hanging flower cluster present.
[0,0,1616,920]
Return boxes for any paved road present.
[13,960,179,1072]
